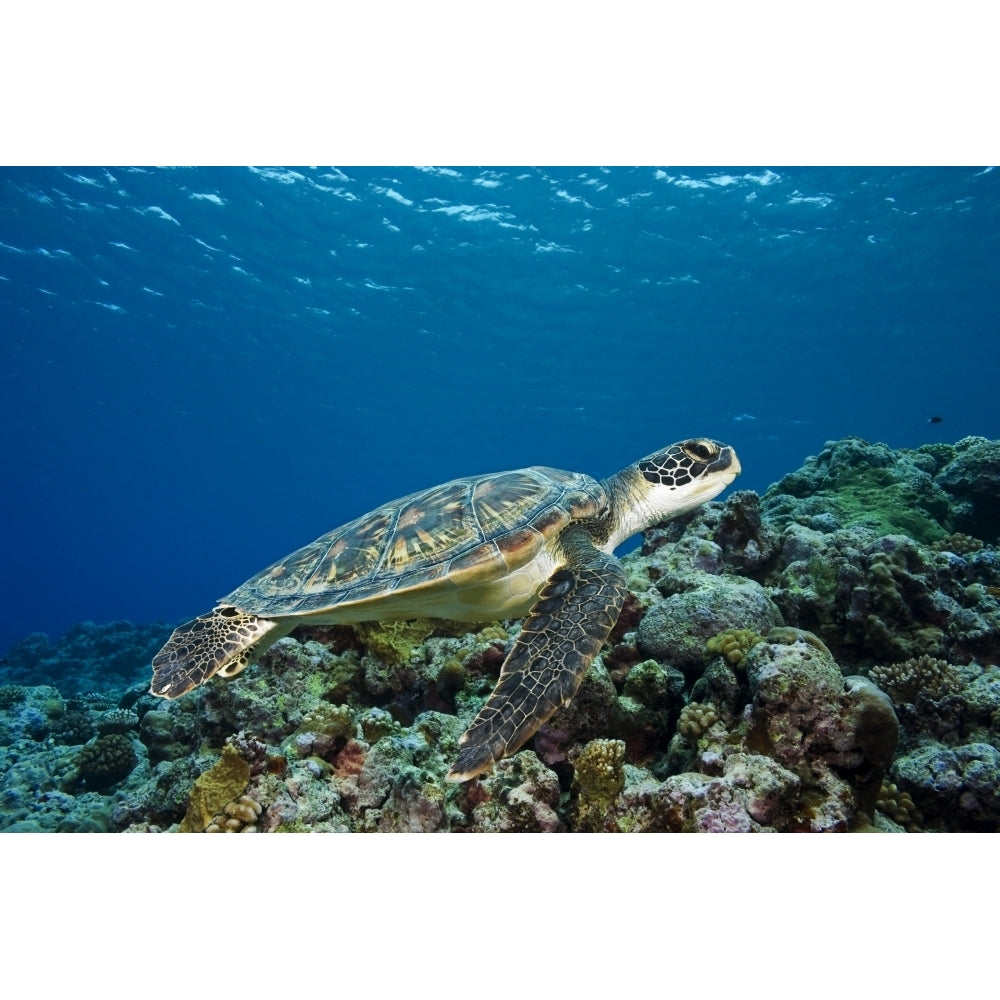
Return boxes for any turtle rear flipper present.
[446,529,628,781]
[150,608,286,698]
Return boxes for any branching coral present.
[869,655,961,706]
[0,685,27,709]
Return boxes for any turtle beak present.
[711,445,740,485]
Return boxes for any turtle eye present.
[683,439,718,463]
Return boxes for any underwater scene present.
[1,166,998,832]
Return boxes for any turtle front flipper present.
[150,607,288,698]
[447,528,628,782]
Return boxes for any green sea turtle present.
[150,438,739,780]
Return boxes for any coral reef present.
[2,435,999,832]
[0,621,173,694]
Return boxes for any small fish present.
[928,415,943,424]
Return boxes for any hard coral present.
[354,619,434,667]
[0,684,28,709]
[50,708,94,746]
[179,743,251,833]
[869,655,961,707]
[744,629,899,823]
[205,794,263,832]
[636,575,783,672]
[677,702,719,742]
[571,738,626,832]
[931,532,984,555]
[73,733,137,789]
[96,708,140,735]
[876,779,922,831]
[706,628,764,669]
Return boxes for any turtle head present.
[603,438,740,549]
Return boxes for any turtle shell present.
[224,466,608,618]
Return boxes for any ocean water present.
[1,165,997,657]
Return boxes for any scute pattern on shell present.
[226,467,607,616]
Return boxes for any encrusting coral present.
[179,743,251,833]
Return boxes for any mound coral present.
[875,779,922,831]
[205,794,263,832]
[677,702,719,742]
[73,733,138,789]
[706,628,764,668]
[637,576,782,671]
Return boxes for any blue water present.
[1,166,997,656]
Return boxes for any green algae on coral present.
[762,437,953,544]
[354,619,435,667]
